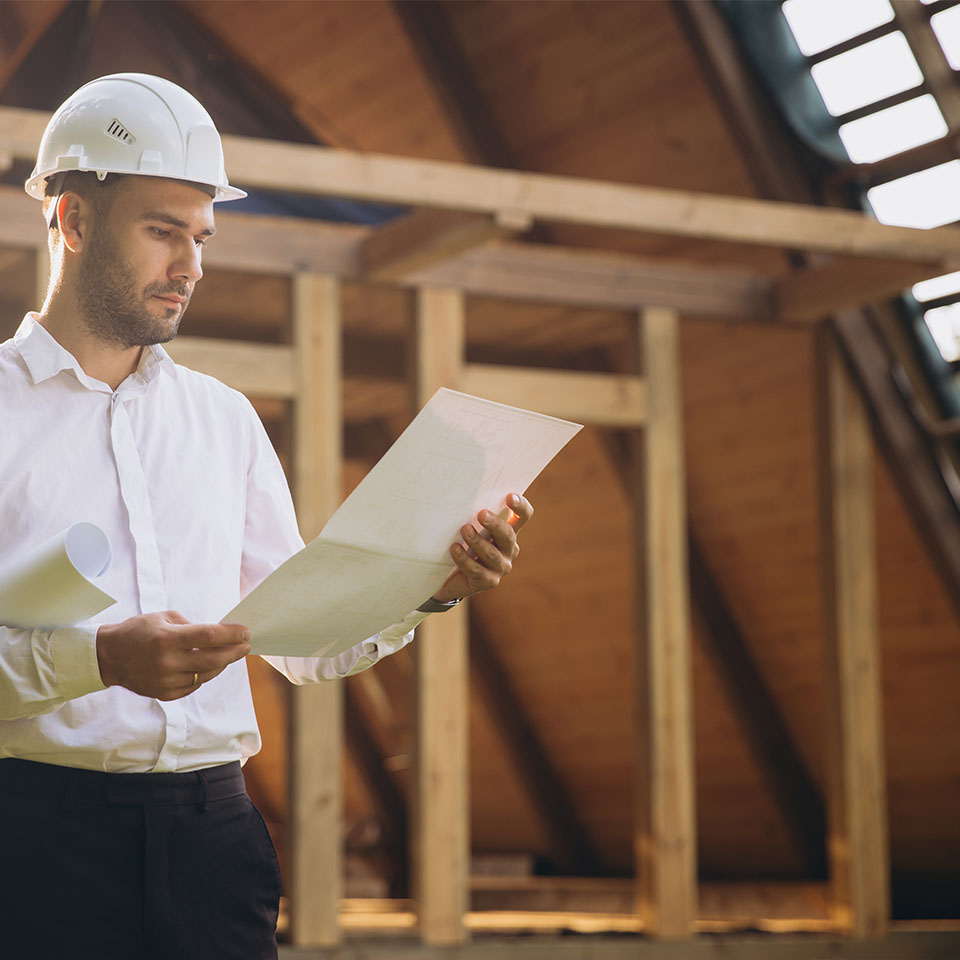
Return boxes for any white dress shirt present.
[0,314,425,772]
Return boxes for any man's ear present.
[57,193,91,254]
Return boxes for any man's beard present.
[77,226,191,349]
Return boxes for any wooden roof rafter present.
[469,613,603,878]
[893,0,960,132]
[675,0,960,626]
[0,1,70,101]
[599,429,827,882]
[389,0,514,170]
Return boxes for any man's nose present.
[172,241,203,284]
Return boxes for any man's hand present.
[96,611,251,701]
[431,492,534,604]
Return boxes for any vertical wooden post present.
[411,287,470,945]
[633,306,697,938]
[817,328,889,938]
[289,272,344,946]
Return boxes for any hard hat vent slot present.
[105,119,136,146]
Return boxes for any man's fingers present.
[462,522,512,573]
[451,542,501,590]
[477,511,518,554]
[189,644,249,673]
[175,622,250,649]
[505,493,533,531]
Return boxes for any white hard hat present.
[25,72,246,202]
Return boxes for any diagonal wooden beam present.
[832,309,960,620]
[363,208,531,282]
[776,257,948,323]
[169,0,332,146]
[389,0,553,247]
[343,682,408,895]
[673,0,960,629]
[893,1,960,131]
[0,0,69,98]
[669,0,820,207]
[687,532,827,878]
[389,0,514,169]
[468,611,602,877]
[600,429,825,879]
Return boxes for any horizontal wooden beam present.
[0,185,770,319]
[776,257,946,323]
[4,106,960,261]
[459,364,646,426]
[276,930,960,959]
[363,208,530,281]
[165,337,295,397]
[227,139,960,263]
[411,242,775,319]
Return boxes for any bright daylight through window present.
[782,0,893,55]
[783,0,960,362]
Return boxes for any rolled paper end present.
[64,522,112,579]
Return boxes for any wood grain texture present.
[817,330,889,938]
[363,209,530,282]
[411,288,469,944]
[289,273,344,946]
[5,109,959,261]
[635,307,697,937]
[459,364,646,427]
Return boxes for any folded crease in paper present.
[225,388,583,658]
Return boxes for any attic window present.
[810,32,923,116]
[838,94,947,162]
[920,303,960,362]
[778,0,960,366]
[866,161,960,229]
[930,5,960,68]
[913,270,960,303]
[781,0,894,56]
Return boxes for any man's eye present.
[150,227,170,238]
[194,238,207,248]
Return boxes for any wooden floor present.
[278,929,960,960]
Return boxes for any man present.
[0,74,531,960]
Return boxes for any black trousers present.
[0,758,281,960]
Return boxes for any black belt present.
[0,757,246,807]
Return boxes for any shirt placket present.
[109,390,187,772]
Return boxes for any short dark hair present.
[42,171,122,232]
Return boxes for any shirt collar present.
[14,313,178,391]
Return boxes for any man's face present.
[76,177,216,348]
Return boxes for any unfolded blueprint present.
[225,388,583,657]
[0,522,115,628]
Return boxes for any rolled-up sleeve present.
[0,624,105,720]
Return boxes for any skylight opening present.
[914,270,960,302]
[931,5,960,70]
[866,160,960,228]
[923,303,960,361]
[838,95,947,162]
[782,0,895,56]
[811,32,923,116]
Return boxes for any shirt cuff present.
[50,626,107,700]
